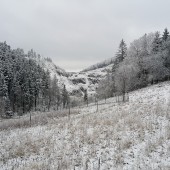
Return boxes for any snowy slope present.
[0,81,170,170]
[82,57,115,72]
[31,55,113,97]
[67,64,113,96]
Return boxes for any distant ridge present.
[81,57,115,72]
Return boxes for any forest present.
[0,45,69,116]
[97,28,170,100]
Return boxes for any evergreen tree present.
[162,28,169,42]
[51,75,60,110]
[152,32,162,53]
[0,41,57,114]
[141,34,149,56]
[116,39,127,62]
[4,96,11,112]
[46,70,52,111]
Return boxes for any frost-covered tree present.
[152,32,162,53]
[114,63,138,101]
[0,41,60,115]
[144,53,169,83]
[162,28,169,42]
[162,28,170,51]
[97,71,115,99]
[116,39,127,63]
[163,36,170,70]
[51,75,61,110]
[97,29,170,100]
[128,33,155,57]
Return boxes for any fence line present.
[0,93,129,126]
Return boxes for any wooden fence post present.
[98,158,101,170]
[30,111,31,127]
[97,100,98,112]
[68,104,71,120]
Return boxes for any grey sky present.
[0,0,170,71]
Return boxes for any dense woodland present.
[0,45,69,116]
[97,28,170,100]
[1,28,170,116]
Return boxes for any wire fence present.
[0,93,129,128]
[78,93,129,110]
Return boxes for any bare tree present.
[115,63,138,102]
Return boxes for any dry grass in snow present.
[0,82,170,170]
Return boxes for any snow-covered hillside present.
[0,81,170,170]
[82,57,115,72]
[67,64,113,96]
[31,55,113,97]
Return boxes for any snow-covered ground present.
[31,54,113,97]
[67,64,113,96]
[0,82,170,170]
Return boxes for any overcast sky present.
[0,0,170,71]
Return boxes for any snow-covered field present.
[0,82,170,170]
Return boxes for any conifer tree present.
[152,32,162,53]
[51,75,60,110]
[116,39,127,62]
[162,28,169,42]
[0,41,57,114]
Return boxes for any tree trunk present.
[34,95,37,111]
[48,97,51,111]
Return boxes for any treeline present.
[82,58,115,72]
[97,28,170,100]
[0,42,69,116]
